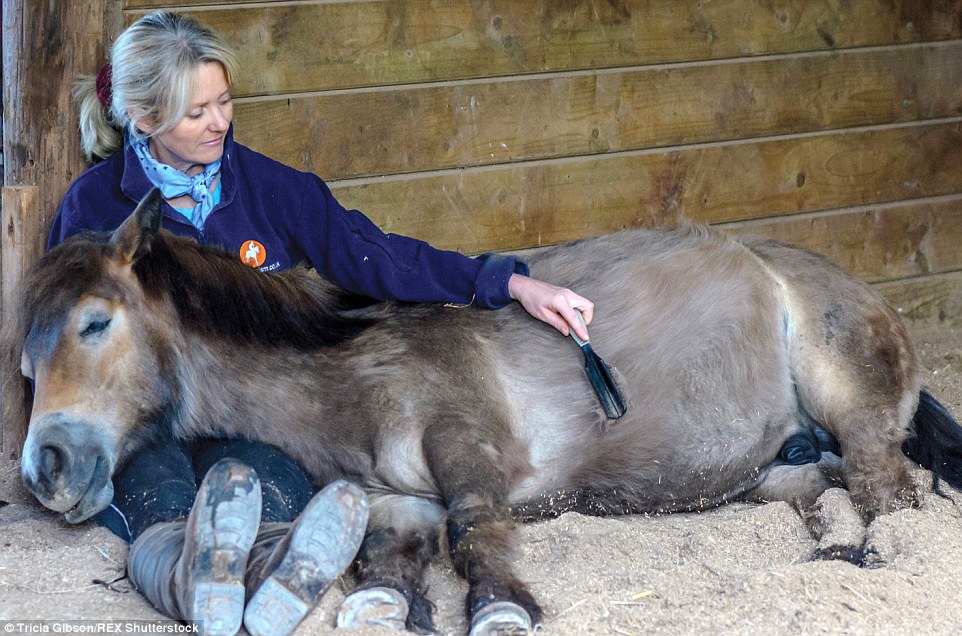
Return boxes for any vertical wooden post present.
[2,0,113,205]
[1,186,41,459]
[1,0,119,458]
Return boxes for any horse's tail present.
[903,389,962,493]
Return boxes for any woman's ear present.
[128,107,156,135]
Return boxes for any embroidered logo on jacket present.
[241,240,267,268]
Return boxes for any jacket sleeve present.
[293,175,528,308]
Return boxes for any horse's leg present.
[808,488,871,563]
[422,420,542,635]
[749,453,844,511]
[336,495,442,633]
[748,454,868,563]
[752,242,922,519]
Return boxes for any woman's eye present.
[80,319,111,338]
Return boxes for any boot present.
[243,480,369,636]
[128,458,262,636]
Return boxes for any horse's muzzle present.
[21,413,116,523]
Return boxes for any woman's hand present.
[508,273,594,340]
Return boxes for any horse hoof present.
[469,602,533,636]
[812,544,867,566]
[336,586,409,630]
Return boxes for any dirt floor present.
[2,323,962,635]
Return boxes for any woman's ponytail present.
[74,73,121,162]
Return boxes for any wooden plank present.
[2,0,118,207]
[876,271,962,328]
[1,187,43,460]
[721,196,962,283]
[328,120,962,254]
[127,0,962,96]
[128,0,254,5]
[234,42,962,180]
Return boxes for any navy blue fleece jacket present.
[49,127,528,307]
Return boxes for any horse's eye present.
[80,319,111,338]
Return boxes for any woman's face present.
[144,62,233,176]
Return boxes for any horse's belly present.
[509,395,804,511]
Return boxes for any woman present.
[55,10,594,636]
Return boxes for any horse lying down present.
[14,190,962,634]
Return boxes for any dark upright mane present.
[15,229,375,354]
[134,231,375,349]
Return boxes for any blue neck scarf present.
[131,136,221,228]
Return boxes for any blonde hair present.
[75,11,239,161]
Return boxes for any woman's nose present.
[210,107,230,131]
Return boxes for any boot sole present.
[244,480,369,636]
[188,460,262,636]
[191,582,247,636]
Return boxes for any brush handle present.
[569,309,590,347]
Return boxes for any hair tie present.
[95,64,112,108]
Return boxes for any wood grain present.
[128,0,962,96]
[877,271,962,327]
[722,196,962,283]
[3,0,118,219]
[0,187,43,459]
[328,121,962,253]
[233,42,962,179]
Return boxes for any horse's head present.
[16,190,177,522]
[15,188,376,522]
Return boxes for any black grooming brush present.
[570,311,627,420]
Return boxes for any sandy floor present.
[2,323,961,635]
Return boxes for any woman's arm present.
[288,171,595,337]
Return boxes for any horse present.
[13,189,962,634]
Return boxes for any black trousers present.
[95,437,316,542]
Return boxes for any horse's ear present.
[109,188,163,265]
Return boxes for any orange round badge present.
[241,240,266,268]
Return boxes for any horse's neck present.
[171,336,337,437]
[145,240,370,447]
[168,335,370,480]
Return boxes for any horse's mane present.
[135,232,376,349]
[14,229,376,355]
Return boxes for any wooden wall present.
[124,0,962,318]
[2,0,962,455]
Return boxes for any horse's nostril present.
[40,444,65,480]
